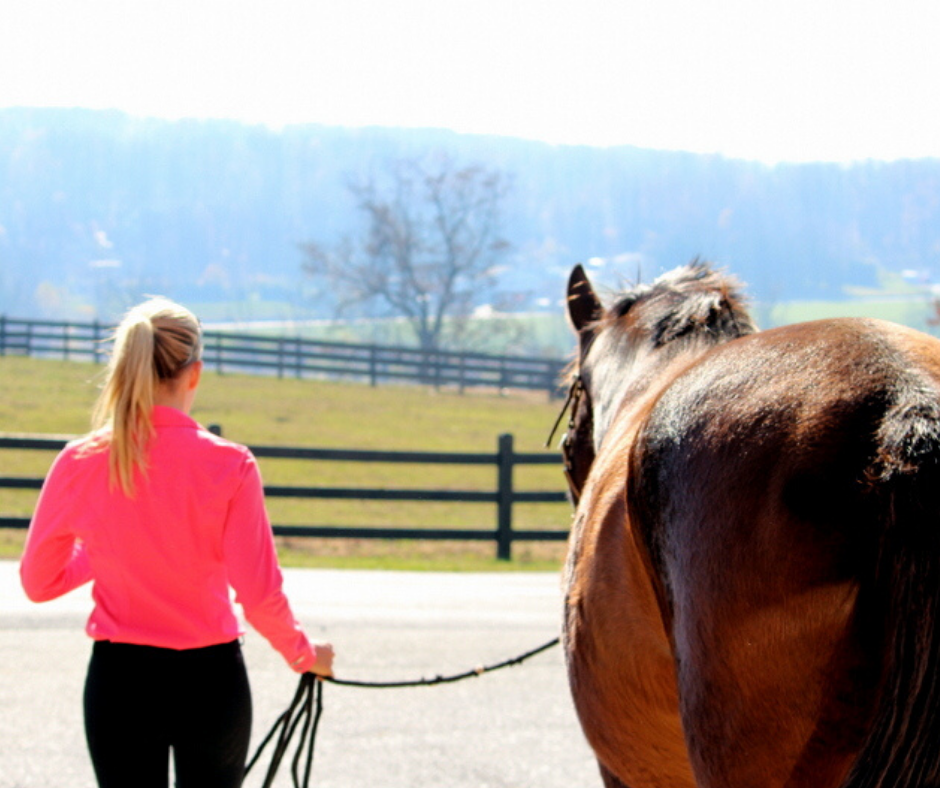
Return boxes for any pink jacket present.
[20,406,316,673]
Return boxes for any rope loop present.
[245,674,324,788]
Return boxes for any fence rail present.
[0,316,567,396]
[0,432,570,560]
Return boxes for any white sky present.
[1,0,939,163]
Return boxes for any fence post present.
[458,353,467,395]
[0,316,6,356]
[92,320,102,364]
[369,345,378,387]
[546,361,563,401]
[434,352,443,391]
[496,433,515,560]
[208,424,223,437]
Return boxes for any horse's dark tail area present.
[844,396,940,788]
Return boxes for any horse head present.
[559,260,756,502]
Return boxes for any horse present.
[558,260,940,788]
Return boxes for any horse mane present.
[603,259,757,348]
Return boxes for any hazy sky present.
[2,0,939,163]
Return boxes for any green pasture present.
[194,307,573,359]
[191,291,938,359]
[0,356,573,570]
[757,297,934,331]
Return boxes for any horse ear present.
[567,264,602,332]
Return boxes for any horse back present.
[630,318,940,788]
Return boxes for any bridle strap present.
[545,374,590,505]
[545,376,584,449]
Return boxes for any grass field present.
[759,297,934,330]
[0,356,574,570]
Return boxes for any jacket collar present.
[151,405,200,430]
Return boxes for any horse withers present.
[561,261,940,788]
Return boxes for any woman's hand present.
[309,642,335,678]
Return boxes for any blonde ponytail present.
[90,298,202,495]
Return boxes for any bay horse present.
[559,261,940,788]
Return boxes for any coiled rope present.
[245,635,560,787]
[244,673,324,788]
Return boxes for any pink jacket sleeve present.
[20,449,93,602]
[223,453,317,673]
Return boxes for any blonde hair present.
[91,297,202,495]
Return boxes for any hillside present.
[2,107,940,344]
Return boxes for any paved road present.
[0,563,599,787]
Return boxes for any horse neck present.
[589,340,714,453]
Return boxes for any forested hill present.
[2,106,940,324]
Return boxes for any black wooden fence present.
[0,316,566,397]
[0,432,569,560]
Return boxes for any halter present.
[546,374,589,505]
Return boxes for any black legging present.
[84,639,252,788]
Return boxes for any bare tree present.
[300,155,511,353]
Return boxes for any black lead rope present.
[326,636,560,689]
[244,673,324,788]
[244,636,560,786]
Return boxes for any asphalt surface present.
[0,562,599,787]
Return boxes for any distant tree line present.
[2,108,940,351]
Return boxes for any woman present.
[19,297,334,787]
